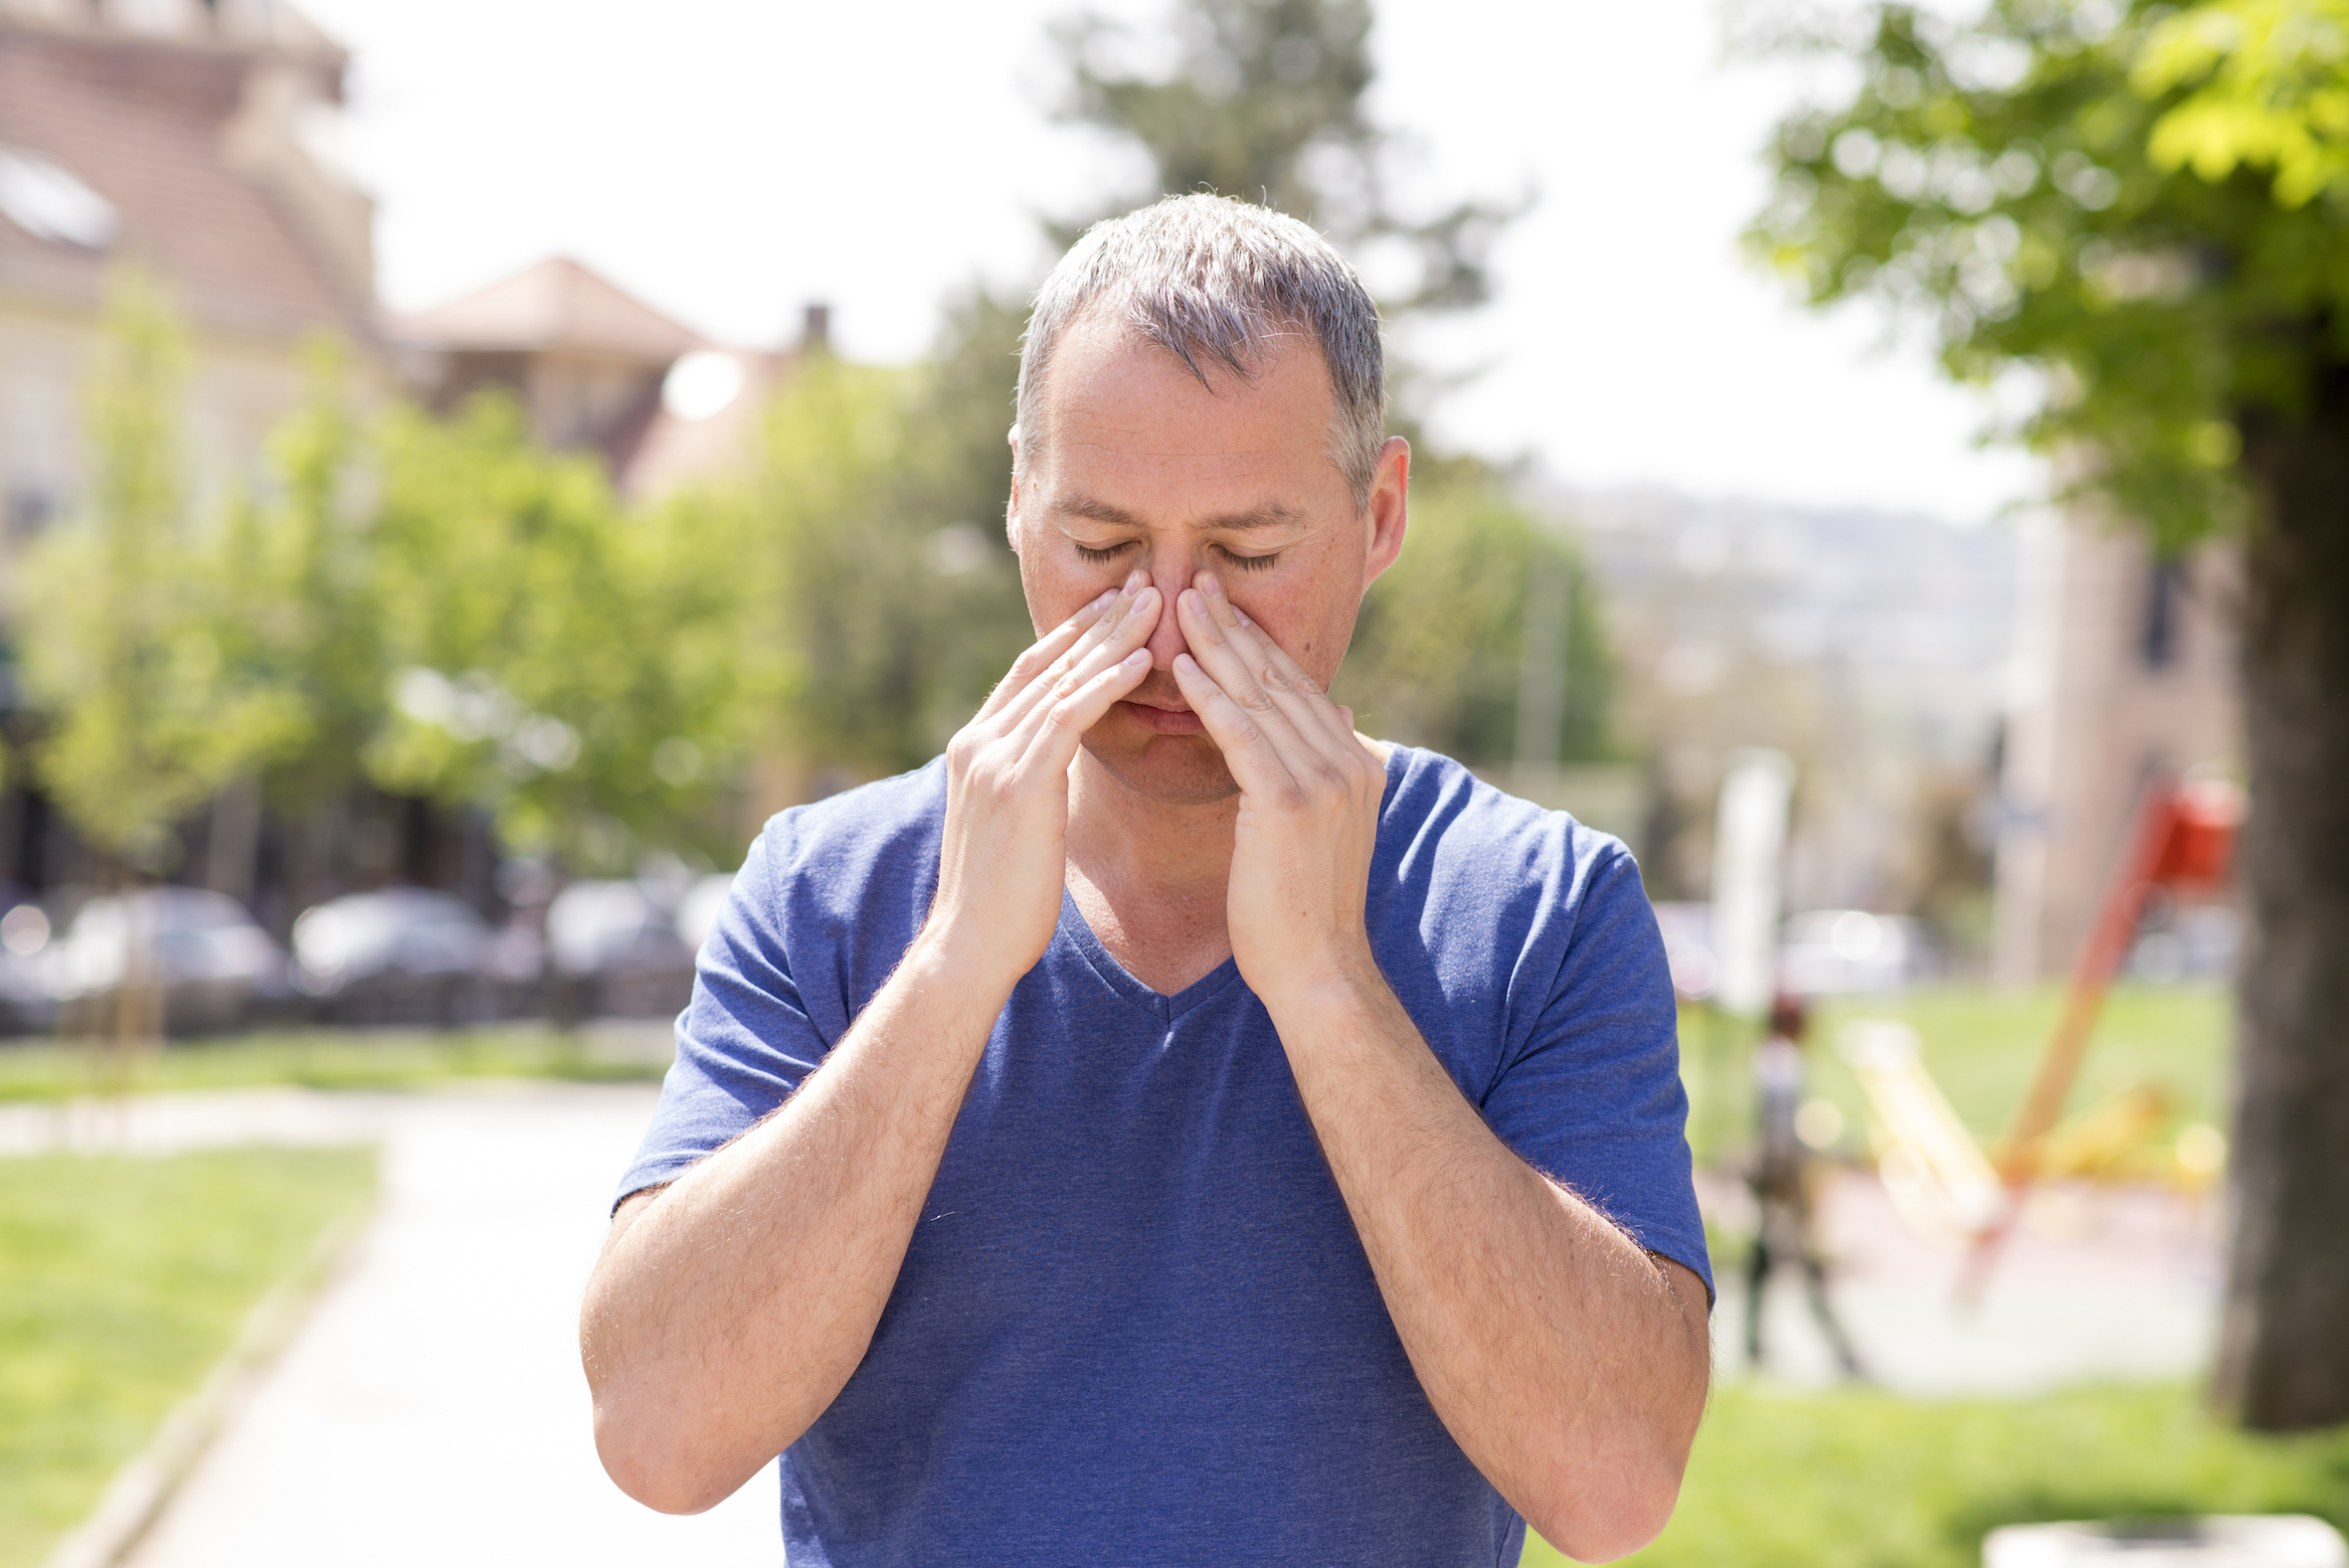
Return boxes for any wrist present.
[898,920,1028,1015]
[1250,950,1393,1036]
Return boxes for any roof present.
[618,348,795,500]
[394,258,700,365]
[0,15,372,345]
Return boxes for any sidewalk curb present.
[40,1187,382,1568]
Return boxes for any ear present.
[1004,425,1022,553]
[1360,436,1410,591]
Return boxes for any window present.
[2140,559,2184,671]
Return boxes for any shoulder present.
[757,761,948,881]
[742,760,949,946]
[1367,747,1666,1079]
[1372,746,1645,938]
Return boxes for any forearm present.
[581,938,1007,1512]
[1268,974,1710,1561]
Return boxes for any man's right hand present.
[923,571,1161,989]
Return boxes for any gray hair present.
[1015,195,1386,510]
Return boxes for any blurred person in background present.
[1746,993,1865,1379]
[580,196,1711,1566]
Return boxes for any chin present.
[1079,729,1240,805]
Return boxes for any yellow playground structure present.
[1837,774,2240,1296]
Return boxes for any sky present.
[300,0,2046,524]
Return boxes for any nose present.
[1144,556,1194,671]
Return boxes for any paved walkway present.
[1707,1167,2223,1394]
[21,1084,2224,1565]
[59,1084,782,1568]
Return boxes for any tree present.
[722,338,1033,784]
[365,394,742,874]
[1340,473,1614,768]
[19,269,295,877]
[1745,0,2349,1429]
[191,340,390,907]
[1055,0,1515,318]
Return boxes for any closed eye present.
[1214,545,1279,573]
[1075,542,1137,564]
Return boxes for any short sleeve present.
[611,824,831,1209]
[1480,842,1713,1300]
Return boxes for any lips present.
[1118,698,1206,736]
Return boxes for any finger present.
[977,588,1113,724]
[1172,584,1320,762]
[1024,646,1155,775]
[1168,650,1296,795]
[1196,574,1357,752]
[996,577,1156,734]
[1006,584,1163,746]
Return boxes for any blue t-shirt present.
[618,746,1708,1568]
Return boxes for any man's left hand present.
[1169,571,1386,1004]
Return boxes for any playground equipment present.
[1959,772,2242,1298]
[1841,1019,2003,1246]
[1838,773,2242,1290]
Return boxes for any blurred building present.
[1990,515,2242,982]
[390,257,807,501]
[0,0,391,908]
[0,0,381,529]
[1560,484,2019,940]
[0,3,813,942]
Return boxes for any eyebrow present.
[1052,495,1306,533]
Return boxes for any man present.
[581,195,1712,1566]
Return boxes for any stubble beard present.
[1076,724,1241,808]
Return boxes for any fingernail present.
[1234,607,1252,626]
[1091,589,1115,610]
[1201,573,1224,599]
[1126,569,1147,593]
[1124,648,1149,666]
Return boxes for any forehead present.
[1028,312,1339,494]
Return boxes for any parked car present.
[290,887,534,1025]
[0,900,59,1035]
[673,872,735,958]
[49,887,291,1035]
[546,879,695,1019]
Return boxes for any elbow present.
[1520,1442,1693,1563]
[591,1388,754,1516]
[1530,1492,1680,1564]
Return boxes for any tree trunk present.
[2215,378,2349,1431]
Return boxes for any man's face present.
[1007,313,1407,804]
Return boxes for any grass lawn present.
[0,1146,378,1568]
[1682,982,2231,1166]
[0,1027,668,1104]
[1526,1382,2349,1568]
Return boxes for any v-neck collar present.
[1057,889,1243,1024]
[1052,747,1412,1025]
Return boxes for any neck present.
[1064,751,1240,899]
[1058,750,1242,995]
